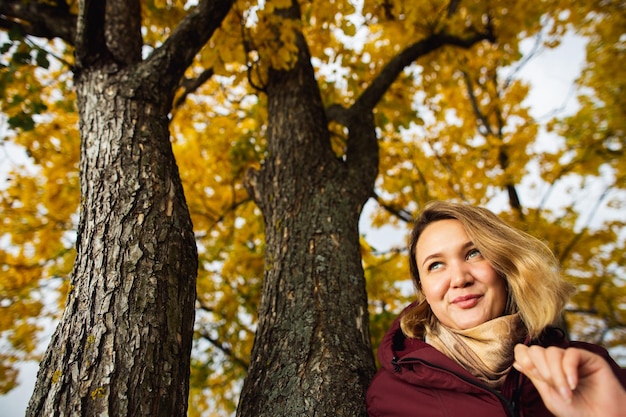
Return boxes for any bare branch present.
[174,67,215,109]
[558,183,613,263]
[0,0,76,43]
[461,70,493,137]
[196,329,250,370]
[372,192,414,223]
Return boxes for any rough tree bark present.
[237,3,380,416]
[26,69,199,417]
[8,0,234,416]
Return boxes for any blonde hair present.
[400,200,575,339]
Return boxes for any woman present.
[366,201,626,417]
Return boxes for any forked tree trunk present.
[237,5,379,416]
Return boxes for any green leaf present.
[7,113,35,131]
[36,50,50,69]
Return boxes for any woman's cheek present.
[422,277,448,301]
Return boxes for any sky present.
[0,31,594,417]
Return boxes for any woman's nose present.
[450,263,473,288]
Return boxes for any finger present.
[514,345,571,402]
[513,344,534,375]
[521,346,573,403]
[561,348,608,391]
[543,346,573,402]
[514,345,574,410]
[524,345,553,383]
[560,348,583,391]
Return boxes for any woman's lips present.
[452,294,481,309]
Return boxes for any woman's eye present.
[467,248,481,260]
[428,261,442,271]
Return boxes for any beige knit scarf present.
[425,314,526,390]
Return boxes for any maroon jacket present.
[367,311,626,417]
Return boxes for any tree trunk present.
[25,65,198,417]
[25,0,203,414]
[237,5,378,416]
[21,0,235,414]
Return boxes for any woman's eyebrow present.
[421,252,442,268]
[420,240,475,267]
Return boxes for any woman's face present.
[415,219,507,330]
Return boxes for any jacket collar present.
[378,307,486,392]
[377,304,567,392]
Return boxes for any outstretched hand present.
[513,345,626,417]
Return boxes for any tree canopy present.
[0,0,624,415]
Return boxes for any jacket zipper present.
[392,356,520,417]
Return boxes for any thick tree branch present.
[333,28,495,186]
[345,110,380,195]
[74,0,141,68]
[103,0,142,66]
[352,29,496,117]
[0,0,76,43]
[145,0,234,95]
[74,0,107,69]
[326,28,496,127]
